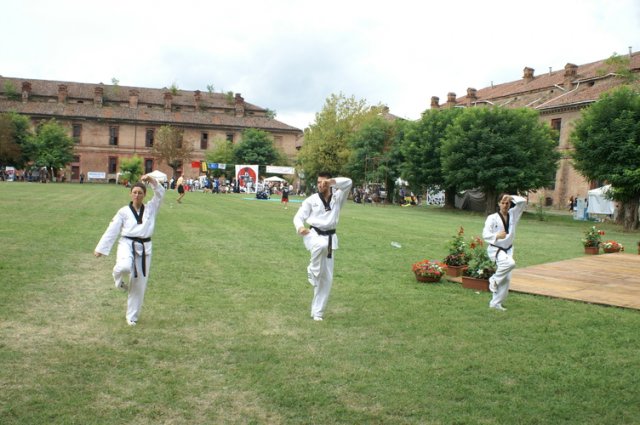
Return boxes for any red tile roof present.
[0,76,301,132]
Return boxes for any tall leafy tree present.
[571,86,640,230]
[233,128,287,175]
[205,136,235,177]
[400,108,462,208]
[442,107,560,214]
[152,125,193,178]
[31,119,75,181]
[119,155,144,184]
[0,112,33,168]
[298,93,383,182]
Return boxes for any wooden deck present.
[510,253,640,310]
[447,253,640,310]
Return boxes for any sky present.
[1,0,639,130]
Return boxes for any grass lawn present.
[1,182,639,424]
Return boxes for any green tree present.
[0,112,33,168]
[298,93,383,182]
[571,86,640,230]
[346,116,403,202]
[205,136,235,177]
[152,126,193,178]
[400,108,462,208]
[233,128,286,174]
[31,119,75,181]
[442,107,560,214]
[119,155,144,184]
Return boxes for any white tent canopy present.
[264,176,287,182]
[588,184,616,215]
[148,170,168,183]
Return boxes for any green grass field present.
[1,182,639,424]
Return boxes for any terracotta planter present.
[584,246,599,255]
[603,247,621,254]
[445,265,467,277]
[415,273,441,283]
[461,276,490,292]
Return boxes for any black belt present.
[490,243,512,261]
[124,236,151,277]
[311,226,336,258]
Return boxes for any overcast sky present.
[2,0,638,129]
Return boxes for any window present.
[108,157,117,173]
[109,126,119,146]
[145,128,155,147]
[226,133,234,142]
[200,132,208,150]
[145,158,153,174]
[551,119,561,144]
[73,156,80,163]
[72,124,82,144]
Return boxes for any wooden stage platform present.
[447,253,640,310]
[510,253,640,310]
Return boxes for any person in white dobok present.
[482,193,527,311]
[294,172,352,321]
[94,174,165,326]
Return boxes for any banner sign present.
[87,171,106,179]
[208,163,227,170]
[191,161,201,168]
[266,165,295,175]
[235,164,259,193]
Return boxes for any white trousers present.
[304,233,335,319]
[489,249,515,308]
[113,238,152,323]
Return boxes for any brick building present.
[0,76,303,182]
[430,50,640,209]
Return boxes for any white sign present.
[87,171,106,179]
[266,165,295,175]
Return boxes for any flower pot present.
[584,246,599,255]
[603,247,621,253]
[415,273,441,283]
[461,276,490,292]
[445,265,467,277]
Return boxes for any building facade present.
[0,77,303,182]
[430,50,639,208]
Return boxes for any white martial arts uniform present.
[293,177,352,319]
[482,195,527,309]
[95,182,165,323]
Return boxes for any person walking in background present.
[483,193,527,311]
[293,172,352,321]
[281,183,290,209]
[176,174,185,203]
[94,174,165,326]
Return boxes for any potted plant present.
[582,226,604,255]
[412,259,446,283]
[442,226,469,277]
[461,237,495,291]
[601,240,624,253]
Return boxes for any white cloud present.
[2,0,638,129]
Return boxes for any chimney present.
[446,92,457,108]
[94,86,103,106]
[234,93,245,117]
[523,67,535,83]
[564,63,578,89]
[58,84,68,104]
[128,89,139,109]
[194,90,202,112]
[21,81,31,103]
[164,92,172,112]
[430,96,440,109]
[466,88,477,106]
